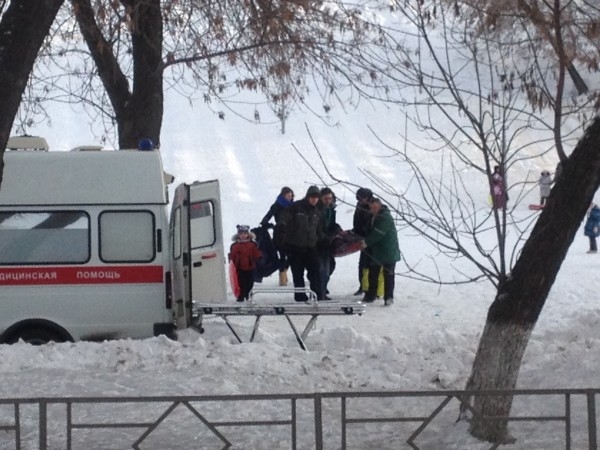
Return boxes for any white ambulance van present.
[0,137,226,344]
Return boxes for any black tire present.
[7,327,65,345]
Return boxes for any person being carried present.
[538,170,552,206]
[584,203,600,254]
[361,198,400,306]
[229,225,262,302]
[261,186,294,286]
[276,185,326,301]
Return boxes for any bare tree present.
[447,0,600,162]
[15,0,395,148]
[390,0,600,442]
[299,0,600,443]
[0,0,65,181]
[375,1,600,443]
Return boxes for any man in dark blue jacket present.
[276,185,325,301]
[584,203,600,254]
[318,187,342,299]
[352,187,374,295]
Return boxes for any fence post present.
[588,391,597,450]
[39,401,47,450]
[314,394,323,450]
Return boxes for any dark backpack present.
[251,225,280,282]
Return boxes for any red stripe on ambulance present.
[0,266,164,286]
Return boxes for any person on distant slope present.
[491,165,507,210]
[229,225,262,302]
[276,185,326,301]
[538,170,552,206]
[352,187,374,295]
[584,203,600,254]
[261,186,294,286]
[361,198,400,306]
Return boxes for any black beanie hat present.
[356,187,373,200]
[306,185,321,197]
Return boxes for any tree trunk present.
[73,0,163,149]
[465,116,600,443]
[0,0,65,181]
[118,0,163,149]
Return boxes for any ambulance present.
[0,136,226,344]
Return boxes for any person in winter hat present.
[276,185,326,301]
[261,186,294,286]
[538,170,552,206]
[352,187,374,295]
[491,166,507,210]
[361,198,400,306]
[318,187,342,299]
[584,203,600,254]
[229,225,262,302]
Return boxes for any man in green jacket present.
[362,198,400,306]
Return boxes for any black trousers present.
[288,247,323,300]
[357,251,370,289]
[366,262,396,300]
[237,269,255,300]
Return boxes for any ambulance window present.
[190,200,215,248]
[0,211,90,264]
[99,211,155,262]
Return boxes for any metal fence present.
[0,388,598,449]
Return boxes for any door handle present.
[193,261,202,267]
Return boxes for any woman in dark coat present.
[261,186,294,285]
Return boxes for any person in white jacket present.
[538,170,552,206]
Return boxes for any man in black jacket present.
[352,187,374,295]
[276,185,325,301]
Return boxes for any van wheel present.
[7,327,65,345]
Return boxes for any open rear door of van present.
[170,180,226,329]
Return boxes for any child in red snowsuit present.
[229,225,262,302]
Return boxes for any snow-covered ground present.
[6,90,600,449]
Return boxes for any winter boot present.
[362,293,376,303]
[279,270,288,286]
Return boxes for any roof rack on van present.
[6,136,49,151]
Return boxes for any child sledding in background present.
[584,204,600,254]
[229,225,262,302]
[538,170,552,206]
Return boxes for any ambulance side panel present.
[0,150,174,343]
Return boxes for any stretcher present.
[192,287,366,350]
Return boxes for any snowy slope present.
[5,70,599,449]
